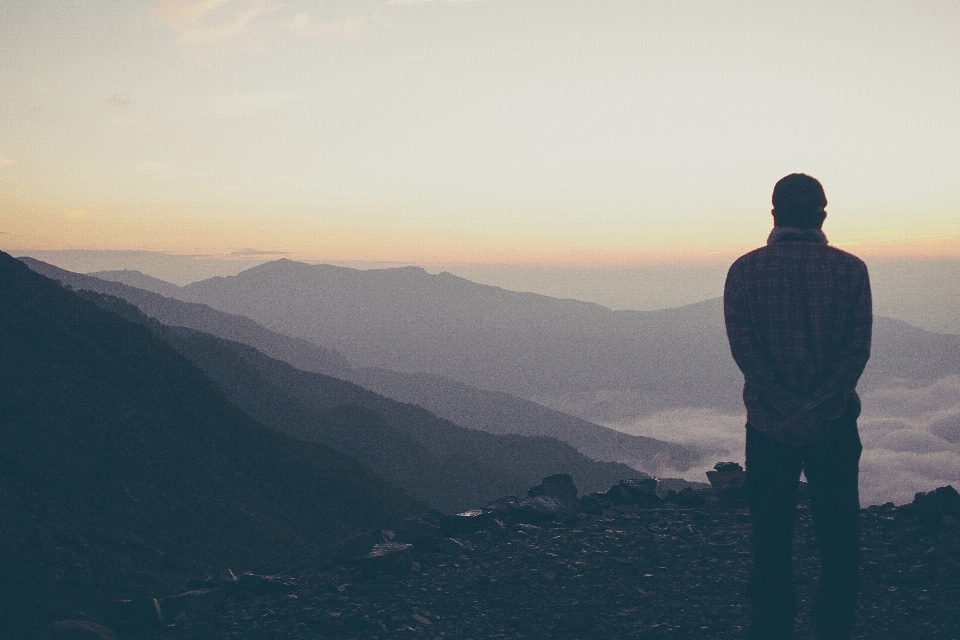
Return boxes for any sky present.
[2,0,959,265]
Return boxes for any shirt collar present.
[767,226,828,246]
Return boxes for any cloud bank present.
[606,376,960,506]
[156,0,276,51]
[228,248,288,257]
[157,1,365,54]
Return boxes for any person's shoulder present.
[728,246,766,272]
[822,245,869,274]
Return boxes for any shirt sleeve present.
[723,264,803,415]
[796,267,873,414]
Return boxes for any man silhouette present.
[724,174,872,640]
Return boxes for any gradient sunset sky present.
[2,0,958,265]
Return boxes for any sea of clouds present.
[607,376,960,507]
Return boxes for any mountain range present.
[7,251,960,634]
[96,258,960,425]
[28,258,692,472]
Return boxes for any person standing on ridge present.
[724,174,872,640]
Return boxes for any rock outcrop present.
[706,461,746,497]
[46,473,960,639]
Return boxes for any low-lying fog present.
[606,376,960,507]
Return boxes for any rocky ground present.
[38,478,960,640]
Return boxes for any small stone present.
[219,568,239,583]
[366,541,414,558]
[433,537,472,555]
[412,613,432,625]
[361,542,415,573]
[440,510,498,535]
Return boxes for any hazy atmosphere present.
[5,2,960,637]
[3,2,960,503]
[2,1,959,263]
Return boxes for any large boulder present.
[908,485,960,526]
[706,462,746,498]
[528,473,579,508]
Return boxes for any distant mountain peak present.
[388,265,428,274]
[230,260,434,283]
[227,258,317,280]
[86,268,181,297]
[249,257,300,270]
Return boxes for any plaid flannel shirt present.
[723,229,872,446]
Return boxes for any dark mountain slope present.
[0,252,421,632]
[81,290,646,511]
[350,367,698,471]
[20,257,352,378]
[22,257,692,470]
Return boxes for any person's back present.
[724,174,871,640]
[726,236,872,446]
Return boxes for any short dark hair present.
[772,173,827,229]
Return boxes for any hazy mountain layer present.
[175,260,740,409]
[90,268,184,298]
[21,257,352,378]
[82,289,647,511]
[175,259,960,423]
[0,252,422,631]
[24,258,692,470]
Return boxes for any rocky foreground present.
[41,475,960,640]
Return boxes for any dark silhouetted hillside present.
[350,367,698,471]
[0,252,422,633]
[78,289,648,512]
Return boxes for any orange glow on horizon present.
[2,201,957,268]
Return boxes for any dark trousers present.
[745,410,862,640]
